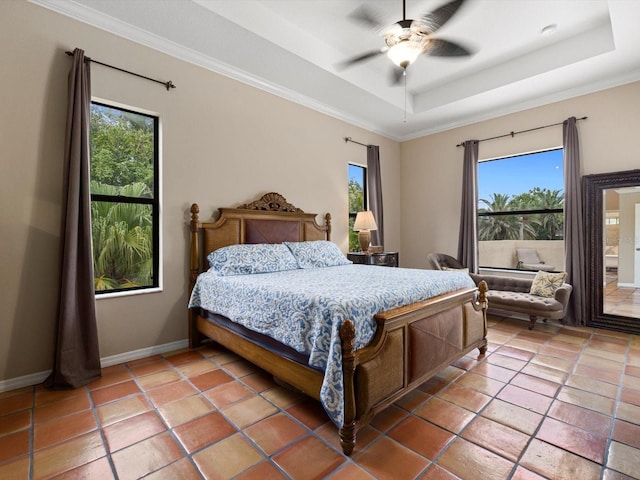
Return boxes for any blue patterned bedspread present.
[189,264,475,427]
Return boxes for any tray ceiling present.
[33,0,640,140]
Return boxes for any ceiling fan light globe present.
[387,40,422,68]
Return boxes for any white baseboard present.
[0,371,51,393]
[0,339,189,393]
[99,339,189,368]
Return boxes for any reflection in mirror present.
[585,170,640,334]
[603,187,640,317]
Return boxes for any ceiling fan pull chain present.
[403,70,407,123]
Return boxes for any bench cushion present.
[486,290,565,319]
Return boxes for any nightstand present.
[347,251,399,267]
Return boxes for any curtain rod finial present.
[344,137,351,143]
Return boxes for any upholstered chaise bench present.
[426,253,572,330]
[469,274,572,330]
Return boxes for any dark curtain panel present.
[45,48,101,389]
[458,140,479,273]
[562,117,585,325]
[367,145,384,247]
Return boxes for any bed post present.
[324,213,332,241]
[478,280,489,355]
[339,319,357,456]
[189,203,203,348]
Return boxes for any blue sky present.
[349,164,365,185]
[478,149,564,201]
[349,149,564,201]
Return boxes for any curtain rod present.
[65,50,176,91]
[344,137,378,148]
[455,116,587,147]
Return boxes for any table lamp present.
[353,211,377,253]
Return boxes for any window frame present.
[348,163,368,252]
[90,100,161,297]
[477,147,564,271]
[348,163,368,218]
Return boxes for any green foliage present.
[349,216,359,252]
[91,192,153,291]
[90,105,154,195]
[478,193,525,240]
[348,179,364,251]
[518,187,565,240]
[349,179,364,213]
[478,188,564,241]
[90,103,156,291]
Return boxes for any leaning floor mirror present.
[584,169,640,333]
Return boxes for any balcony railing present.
[479,240,564,272]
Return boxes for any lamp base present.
[358,230,371,253]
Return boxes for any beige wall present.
[0,1,401,382]
[401,81,640,269]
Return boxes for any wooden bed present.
[188,192,488,455]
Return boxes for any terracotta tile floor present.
[2,315,640,479]
[605,271,640,318]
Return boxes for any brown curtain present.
[45,48,101,389]
[367,145,384,247]
[562,117,585,325]
[458,140,479,273]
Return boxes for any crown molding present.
[28,0,396,140]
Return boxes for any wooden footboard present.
[338,281,488,455]
[190,282,487,455]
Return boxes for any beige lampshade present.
[353,211,377,232]
[354,211,378,253]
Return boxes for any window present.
[90,102,159,294]
[348,164,367,252]
[477,148,564,271]
[605,213,619,225]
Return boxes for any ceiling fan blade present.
[424,39,472,57]
[338,49,386,69]
[421,0,466,34]
[348,5,383,29]
[390,67,405,85]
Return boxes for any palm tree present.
[508,195,538,240]
[91,181,153,290]
[478,193,522,240]
[532,188,564,239]
[510,188,564,240]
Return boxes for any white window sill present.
[96,287,162,300]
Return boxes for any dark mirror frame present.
[584,169,640,333]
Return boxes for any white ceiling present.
[35,0,640,141]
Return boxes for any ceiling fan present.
[341,0,473,84]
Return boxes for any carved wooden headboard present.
[189,192,332,288]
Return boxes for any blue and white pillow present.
[285,241,352,269]
[207,243,299,276]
